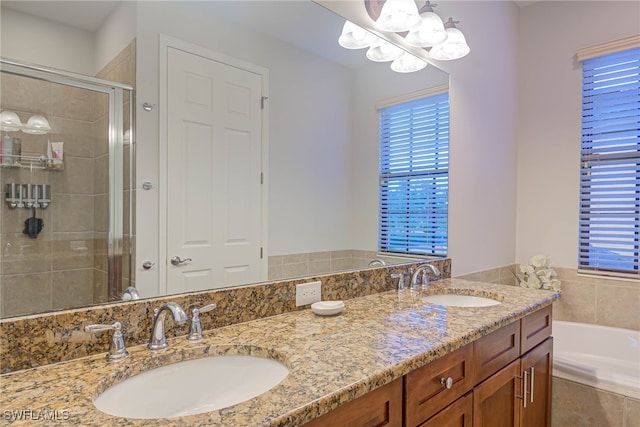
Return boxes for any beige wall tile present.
[1,273,51,317]
[51,233,94,271]
[47,117,94,158]
[331,257,353,272]
[0,233,52,274]
[51,194,94,232]
[625,398,640,427]
[92,269,108,304]
[596,284,640,330]
[93,154,108,195]
[282,263,308,278]
[0,73,52,115]
[308,251,331,262]
[93,194,108,233]
[52,156,94,194]
[52,84,95,122]
[281,253,308,264]
[553,280,596,324]
[308,260,331,275]
[51,269,94,310]
[552,377,625,427]
[267,264,284,281]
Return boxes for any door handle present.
[170,256,192,266]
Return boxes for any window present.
[578,46,640,277]
[378,91,449,256]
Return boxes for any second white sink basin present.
[423,293,501,307]
[94,355,289,419]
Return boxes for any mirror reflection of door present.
[165,44,266,294]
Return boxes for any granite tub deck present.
[0,279,559,426]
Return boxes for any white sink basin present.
[423,294,501,307]
[94,355,289,419]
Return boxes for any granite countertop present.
[0,279,559,426]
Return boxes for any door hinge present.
[260,247,263,259]
[260,172,264,184]
[261,96,268,110]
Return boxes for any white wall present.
[0,8,95,75]
[429,1,520,276]
[515,1,640,268]
[94,2,136,73]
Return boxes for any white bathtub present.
[553,320,640,399]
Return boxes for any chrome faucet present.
[149,302,188,350]
[187,303,217,341]
[410,263,441,291]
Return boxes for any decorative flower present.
[515,255,561,291]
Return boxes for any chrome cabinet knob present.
[440,376,454,389]
[170,256,192,266]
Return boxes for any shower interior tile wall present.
[0,41,136,318]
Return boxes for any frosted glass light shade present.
[391,52,428,73]
[366,38,404,62]
[22,115,51,135]
[375,0,422,32]
[0,111,22,132]
[338,20,377,49]
[405,12,448,48]
[429,26,470,60]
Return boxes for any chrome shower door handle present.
[170,256,192,266]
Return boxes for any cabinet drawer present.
[473,321,520,383]
[521,305,552,354]
[303,378,402,427]
[404,343,474,427]
[417,392,473,427]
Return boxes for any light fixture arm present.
[443,17,461,29]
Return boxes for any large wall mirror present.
[0,0,449,318]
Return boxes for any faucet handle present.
[187,303,217,341]
[391,273,407,293]
[85,321,129,360]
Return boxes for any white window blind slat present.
[379,93,449,257]
[578,46,640,276]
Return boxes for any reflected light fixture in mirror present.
[375,0,422,32]
[391,51,428,72]
[366,37,405,62]
[338,0,470,70]
[339,20,377,48]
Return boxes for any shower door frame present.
[0,58,134,300]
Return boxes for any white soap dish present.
[311,300,345,316]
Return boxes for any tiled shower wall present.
[0,75,99,316]
[0,41,136,318]
[94,41,136,303]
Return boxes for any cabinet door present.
[302,378,402,427]
[520,337,553,427]
[418,393,473,427]
[473,359,521,427]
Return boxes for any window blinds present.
[579,47,640,276]
[378,93,449,256]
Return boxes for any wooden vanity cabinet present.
[303,377,402,427]
[405,305,553,427]
[473,305,553,427]
[303,305,553,427]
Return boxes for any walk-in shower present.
[0,59,134,317]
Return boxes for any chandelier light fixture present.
[337,0,470,73]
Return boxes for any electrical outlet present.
[296,281,322,306]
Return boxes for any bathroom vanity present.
[0,279,558,426]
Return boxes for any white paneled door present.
[166,46,264,294]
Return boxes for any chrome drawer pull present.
[440,376,454,389]
[530,366,535,403]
